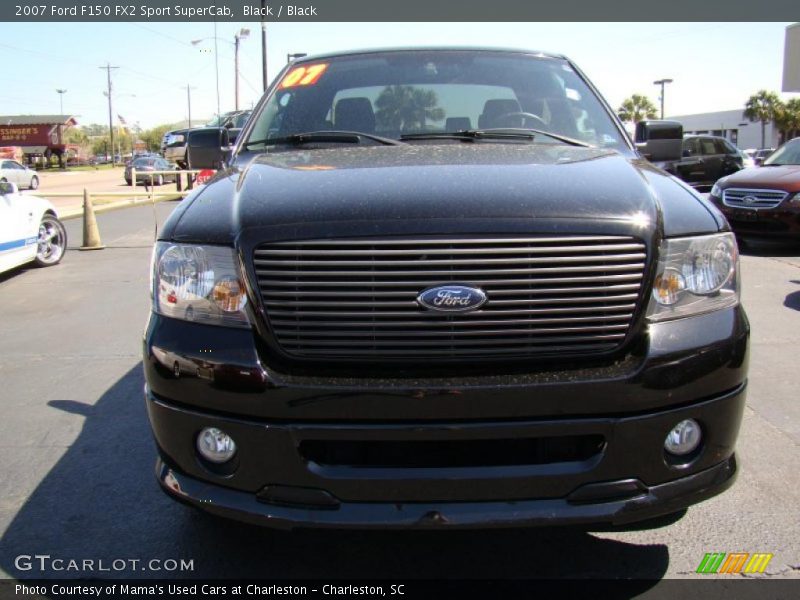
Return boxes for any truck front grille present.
[253,236,647,361]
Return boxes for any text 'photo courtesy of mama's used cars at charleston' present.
[144,48,749,530]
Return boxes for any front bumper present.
[714,200,800,237]
[156,453,737,530]
[144,305,749,529]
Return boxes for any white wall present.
[667,109,780,150]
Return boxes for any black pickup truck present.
[160,110,251,169]
[144,48,748,530]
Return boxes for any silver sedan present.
[0,159,39,190]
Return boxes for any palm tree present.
[774,98,800,144]
[617,94,658,124]
[375,86,445,132]
[743,90,782,148]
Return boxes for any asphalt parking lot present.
[0,201,798,583]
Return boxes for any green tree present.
[375,86,445,132]
[140,123,179,152]
[743,90,782,148]
[774,98,800,144]
[617,94,658,124]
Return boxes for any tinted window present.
[699,138,718,155]
[764,139,800,165]
[714,139,734,154]
[683,138,700,155]
[245,50,628,150]
[133,158,157,167]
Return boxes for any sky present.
[0,21,796,130]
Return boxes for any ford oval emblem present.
[742,196,757,205]
[417,285,487,312]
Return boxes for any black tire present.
[29,175,39,190]
[126,179,132,186]
[34,214,67,267]
[0,177,7,183]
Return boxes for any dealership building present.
[665,109,778,150]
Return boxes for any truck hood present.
[165,143,721,244]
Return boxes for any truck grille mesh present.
[253,236,647,360]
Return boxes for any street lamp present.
[234,28,250,110]
[653,78,674,120]
[193,27,251,114]
[56,89,67,115]
[287,53,307,63]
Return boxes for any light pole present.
[260,0,268,91]
[186,84,197,128]
[193,27,250,114]
[653,78,673,120]
[234,28,250,110]
[56,89,67,115]
[287,53,307,63]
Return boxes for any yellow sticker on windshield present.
[279,63,329,89]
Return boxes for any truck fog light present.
[664,419,702,456]
[196,427,237,463]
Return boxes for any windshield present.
[133,158,157,167]
[763,141,798,165]
[244,50,627,151]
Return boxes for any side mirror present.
[635,120,683,162]
[0,181,19,196]
[186,127,232,170]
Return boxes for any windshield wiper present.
[400,128,593,148]
[244,130,405,149]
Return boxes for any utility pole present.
[261,0,268,91]
[99,63,119,165]
[653,78,673,120]
[186,84,196,128]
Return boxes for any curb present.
[60,194,182,220]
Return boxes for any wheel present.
[126,179,132,186]
[156,174,164,186]
[29,175,39,190]
[34,214,67,267]
[0,177,7,183]
[494,111,548,129]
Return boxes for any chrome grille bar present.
[253,235,647,360]
[722,188,788,209]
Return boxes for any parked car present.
[147,47,748,530]
[709,137,800,238]
[753,148,776,166]
[653,135,743,191]
[0,159,39,190]
[737,148,756,169]
[124,157,177,186]
[0,181,66,273]
[161,111,252,169]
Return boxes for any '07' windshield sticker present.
[279,63,329,89]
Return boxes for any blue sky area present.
[0,22,795,129]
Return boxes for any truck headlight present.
[646,233,739,322]
[151,242,250,328]
[710,182,721,198]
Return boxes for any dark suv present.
[654,135,743,191]
[144,48,748,530]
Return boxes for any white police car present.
[0,182,66,274]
